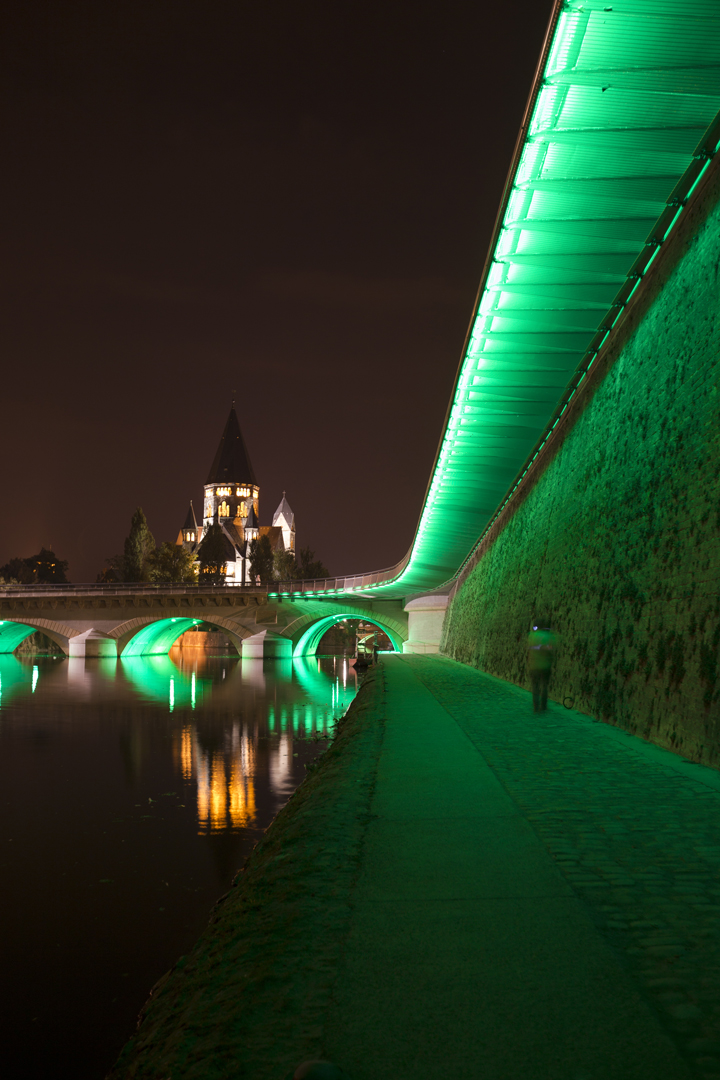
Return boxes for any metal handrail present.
[271,549,413,597]
[0,582,267,596]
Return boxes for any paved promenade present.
[325,655,720,1080]
[112,654,720,1080]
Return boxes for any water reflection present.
[0,650,359,839]
[0,654,49,704]
[0,648,359,1080]
[177,720,258,834]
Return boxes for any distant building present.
[177,406,295,583]
[272,492,295,554]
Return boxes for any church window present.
[239,501,247,517]
[219,500,230,517]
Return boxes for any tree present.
[149,542,198,584]
[123,508,156,582]
[297,546,330,580]
[198,523,228,584]
[249,534,274,584]
[31,548,70,583]
[0,548,69,584]
[0,557,34,584]
[273,548,297,581]
[96,556,124,583]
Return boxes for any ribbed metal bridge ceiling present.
[274,0,720,601]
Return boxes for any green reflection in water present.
[120,655,213,707]
[0,650,359,729]
[0,654,36,705]
[293,655,358,723]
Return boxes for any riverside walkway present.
[113,655,720,1080]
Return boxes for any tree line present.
[0,510,330,587]
[98,508,329,585]
[0,549,69,584]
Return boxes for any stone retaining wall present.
[442,153,720,766]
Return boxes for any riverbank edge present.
[107,664,386,1080]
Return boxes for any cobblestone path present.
[408,654,720,1080]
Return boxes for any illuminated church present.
[177,406,295,583]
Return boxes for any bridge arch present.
[292,613,403,658]
[115,614,252,657]
[0,618,73,656]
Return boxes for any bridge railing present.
[272,550,412,597]
[0,551,413,599]
[0,582,267,597]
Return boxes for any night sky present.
[1,0,553,582]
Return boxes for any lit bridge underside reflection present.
[0,655,46,704]
[119,652,357,835]
[180,723,257,834]
[1,651,358,837]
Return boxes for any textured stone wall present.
[442,155,720,766]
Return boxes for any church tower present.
[177,406,294,585]
[203,406,259,530]
[272,492,295,553]
[177,501,202,550]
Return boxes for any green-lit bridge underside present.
[122,619,203,657]
[271,0,720,602]
[292,615,402,658]
[0,621,38,654]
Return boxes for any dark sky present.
[1,0,553,582]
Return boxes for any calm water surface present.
[0,649,358,1079]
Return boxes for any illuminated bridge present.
[3,1,720,691]
[0,585,414,659]
[263,0,720,602]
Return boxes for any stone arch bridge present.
[0,586,447,658]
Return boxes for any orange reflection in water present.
[180,723,257,834]
[180,727,193,781]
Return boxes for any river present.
[0,648,358,1079]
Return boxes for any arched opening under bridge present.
[293,614,402,658]
[120,618,246,658]
[0,620,68,656]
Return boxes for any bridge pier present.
[402,594,449,654]
[241,630,293,659]
[68,629,118,658]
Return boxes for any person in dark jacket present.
[527,619,558,713]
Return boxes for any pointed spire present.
[273,492,294,526]
[206,407,257,486]
[245,503,258,530]
[182,501,198,530]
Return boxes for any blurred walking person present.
[528,619,558,713]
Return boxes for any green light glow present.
[121,655,212,705]
[121,618,198,657]
[0,655,36,704]
[0,621,39,654]
[332,2,720,599]
[292,615,402,658]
